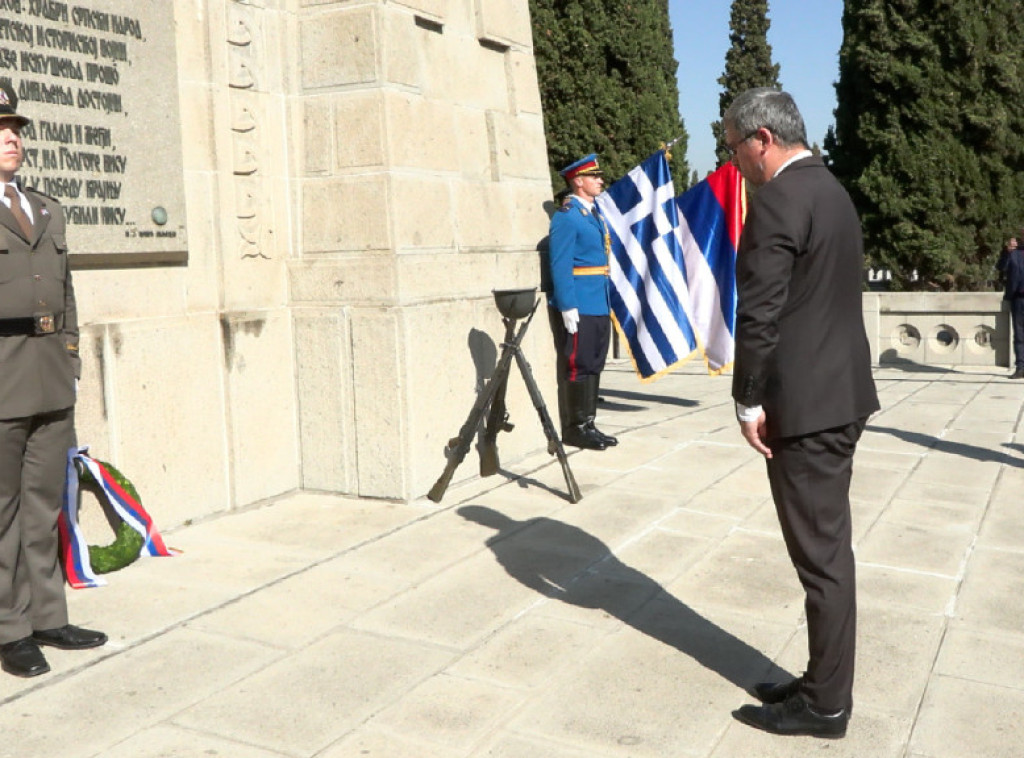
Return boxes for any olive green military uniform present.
[0,180,79,644]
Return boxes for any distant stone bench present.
[864,292,1008,367]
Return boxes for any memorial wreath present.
[58,447,176,589]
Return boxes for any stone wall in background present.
[27,0,557,528]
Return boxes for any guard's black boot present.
[585,375,618,446]
[562,380,606,450]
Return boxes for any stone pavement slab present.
[2,362,1024,758]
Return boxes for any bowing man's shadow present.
[458,505,790,692]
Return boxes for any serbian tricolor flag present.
[58,446,177,589]
[676,163,746,374]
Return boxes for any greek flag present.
[596,151,698,381]
[597,154,745,380]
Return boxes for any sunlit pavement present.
[3,360,1022,758]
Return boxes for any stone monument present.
[4,0,554,525]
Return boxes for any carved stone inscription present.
[0,0,186,256]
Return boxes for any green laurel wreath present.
[77,459,145,575]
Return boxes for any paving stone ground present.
[1,361,1022,758]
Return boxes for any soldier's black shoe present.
[586,419,618,446]
[0,638,49,677]
[753,676,804,704]
[734,694,847,739]
[562,423,607,450]
[33,624,107,650]
[1011,368,1024,379]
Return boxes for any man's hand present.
[561,308,579,334]
[739,411,772,458]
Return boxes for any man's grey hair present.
[724,87,808,149]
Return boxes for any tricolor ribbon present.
[58,446,176,589]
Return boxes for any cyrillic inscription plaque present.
[1,0,186,257]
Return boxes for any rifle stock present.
[479,318,518,477]
[427,304,538,502]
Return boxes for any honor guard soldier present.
[0,81,107,678]
[548,153,618,451]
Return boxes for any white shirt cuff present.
[735,402,763,423]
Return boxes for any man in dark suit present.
[997,237,1024,378]
[0,82,106,678]
[724,88,879,738]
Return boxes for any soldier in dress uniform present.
[548,154,618,451]
[0,81,106,678]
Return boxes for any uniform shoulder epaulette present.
[558,204,571,212]
[23,185,59,203]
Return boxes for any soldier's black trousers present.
[561,314,610,381]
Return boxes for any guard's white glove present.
[561,308,579,334]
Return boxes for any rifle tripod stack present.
[427,288,581,504]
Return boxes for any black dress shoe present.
[1011,369,1024,379]
[1,638,50,677]
[33,624,107,650]
[562,423,607,450]
[753,676,803,704]
[586,420,618,446]
[734,694,847,739]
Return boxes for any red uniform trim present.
[567,332,580,381]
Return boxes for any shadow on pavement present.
[458,505,789,692]
[482,469,579,503]
[598,388,699,409]
[876,356,962,374]
[868,425,1024,467]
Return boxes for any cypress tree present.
[827,0,1024,290]
[712,0,781,168]
[530,0,688,191]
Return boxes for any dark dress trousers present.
[0,182,78,644]
[998,247,1024,369]
[732,156,879,713]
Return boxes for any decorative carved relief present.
[891,324,921,352]
[227,1,270,260]
[969,325,996,354]
[928,324,959,354]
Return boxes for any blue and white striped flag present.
[596,150,699,380]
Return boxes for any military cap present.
[0,82,29,128]
[559,153,603,181]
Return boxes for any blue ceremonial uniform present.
[549,152,618,451]
[548,196,610,316]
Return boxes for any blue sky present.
[669,1,845,177]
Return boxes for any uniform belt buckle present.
[34,312,55,335]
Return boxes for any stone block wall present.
[290,0,554,500]
[69,0,555,526]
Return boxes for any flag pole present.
[660,134,685,161]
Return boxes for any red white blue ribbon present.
[58,446,176,589]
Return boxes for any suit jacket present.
[0,181,78,420]
[998,247,1024,299]
[731,156,878,439]
[547,196,611,316]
